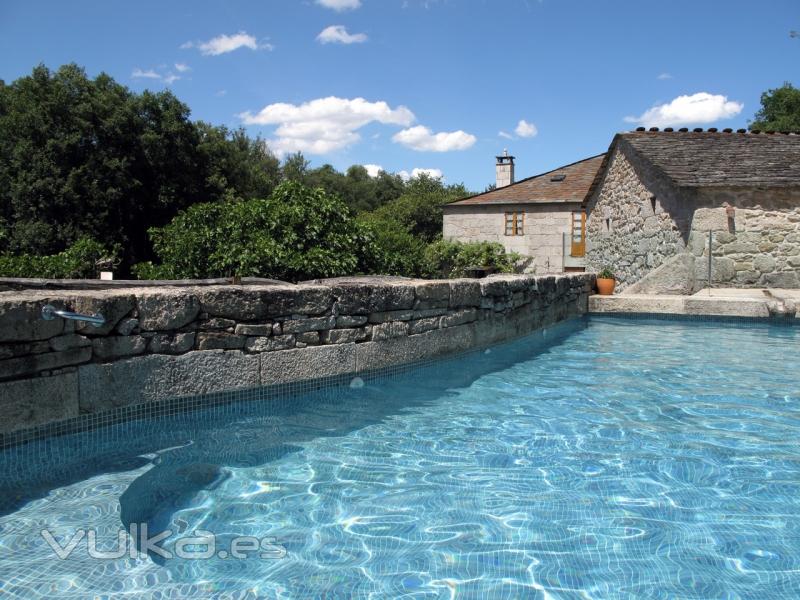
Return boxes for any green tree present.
[281,152,311,183]
[303,163,406,213]
[351,173,475,277]
[372,171,407,209]
[197,122,280,201]
[0,64,207,268]
[369,174,469,243]
[750,82,800,131]
[1,63,507,281]
[0,64,284,274]
[305,164,351,204]
[135,181,371,282]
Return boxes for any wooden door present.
[570,211,586,257]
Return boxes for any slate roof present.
[446,154,606,206]
[618,130,800,188]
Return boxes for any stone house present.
[443,151,605,274]
[584,129,800,293]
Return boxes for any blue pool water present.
[1,316,800,599]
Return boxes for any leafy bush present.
[357,214,427,277]
[136,182,371,282]
[422,239,521,279]
[0,237,119,279]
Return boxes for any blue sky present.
[1,0,798,190]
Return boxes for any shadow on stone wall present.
[0,274,593,439]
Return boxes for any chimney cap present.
[496,148,515,162]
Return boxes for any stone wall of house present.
[586,141,800,293]
[443,204,579,274]
[688,202,800,289]
[585,141,695,292]
[0,273,594,437]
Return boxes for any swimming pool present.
[1,316,799,599]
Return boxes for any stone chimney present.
[496,149,515,188]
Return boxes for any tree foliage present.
[136,177,520,281]
[369,175,469,243]
[135,182,371,282]
[750,82,800,131]
[0,63,522,281]
[287,160,407,213]
[0,238,119,279]
[0,64,279,272]
[352,174,473,276]
[197,122,280,202]
[422,239,520,279]
[357,213,427,276]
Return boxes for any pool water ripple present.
[1,316,799,598]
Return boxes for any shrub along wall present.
[0,273,593,438]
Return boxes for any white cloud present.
[216,89,228,97]
[398,168,444,181]
[657,72,673,80]
[412,167,443,179]
[499,119,537,140]
[316,0,361,10]
[392,125,476,152]
[363,164,384,177]
[317,25,368,45]
[515,119,538,138]
[625,92,744,128]
[131,68,161,79]
[132,67,180,85]
[184,31,269,56]
[174,63,191,73]
[239,96,415,155]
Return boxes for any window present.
[504,211,524,236]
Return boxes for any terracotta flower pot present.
[596,277,616,295]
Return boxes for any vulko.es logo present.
[41,525,287,561]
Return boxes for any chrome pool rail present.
[41,304,105,327]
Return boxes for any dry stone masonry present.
[691,204,800,289]
[0,274,593,435]
[586,132,800,293]
[585,141,694,291]
[614,199,800,295]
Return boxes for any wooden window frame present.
[504,211,524,236]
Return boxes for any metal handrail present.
[41,304,105,327]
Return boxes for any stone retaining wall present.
[0,273,594,436]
